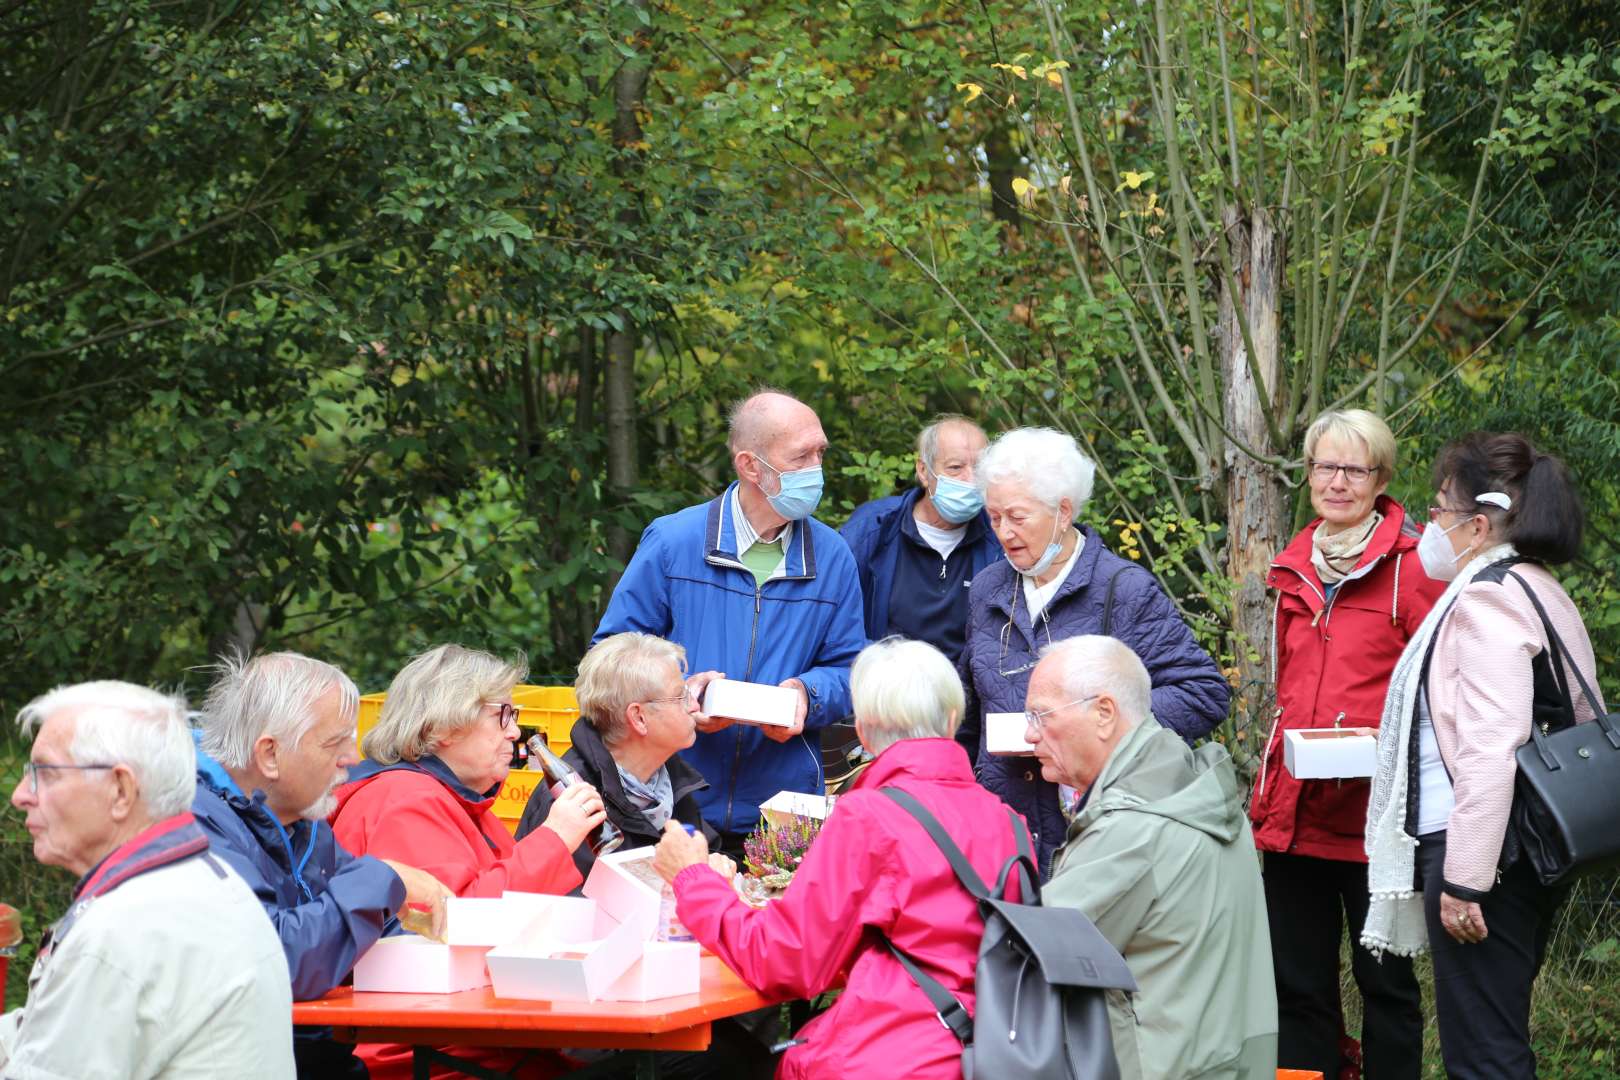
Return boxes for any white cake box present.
[353,936,493,994]
[760,790,834,828]
[603,941,701,1002]
[485,847,696,1003]
[1284,727,1377,779]
[701,678,797,728]
[986,711,1036,756]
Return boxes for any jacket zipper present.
[723,584,765,833]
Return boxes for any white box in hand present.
[1284,727,1377,779]
[701,678,798,728]
[985,711,1036,756]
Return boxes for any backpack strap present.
[880,786,992,898]
[1100,565,1128,637]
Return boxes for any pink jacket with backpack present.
[672,737,1027,1080]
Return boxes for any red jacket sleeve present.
[332,775,581,898]
[673,805,894,1000]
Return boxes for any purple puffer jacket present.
[958,524,1231,872]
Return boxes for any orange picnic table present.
[294,953,770,1079]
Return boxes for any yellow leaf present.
[991,62,1028,80]
[1046,70,1065,87]
[955,82,983,104]
[1370,139,1388,156]
[1127,548,1141,560]
[1059,175,1073,196]
[569,467,582,483]
[1011,177,1037,208]
[1005,92,1017,109]
[1115,169,1156,191]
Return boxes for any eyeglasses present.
[1024,695,1100,734]
[1308,460,1380,485]
[22,762,114,794]
[1427,504,1476,522]
[642,688,698,709]
[486,703,520,733]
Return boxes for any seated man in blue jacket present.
[191,650,451,1077]
[595,389,867,856]
[840,414,1000,665]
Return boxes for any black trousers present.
[1416,832,1569,1080]
[1263,851,1423,1079]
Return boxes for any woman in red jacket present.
[652,637,1028,1080]
[331,644,604,898]
[1248,409,1446,1080]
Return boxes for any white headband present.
[1475,491,1512,510]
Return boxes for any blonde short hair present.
[362,644,527,764]
[850,638,964,754]
[1303,409,1396,476]
[575,633,687,745]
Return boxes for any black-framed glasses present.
[1308,460,1380,485]
[1024,695,1100,734]
[22,762,114,794]
[486,703,520,733]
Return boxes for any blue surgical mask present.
[1008,517,1068,578]
[928,469,984,525]
[756,456,824,521]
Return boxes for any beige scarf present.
[1310,510,1383,585]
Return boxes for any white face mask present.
[1416,518,1471,581]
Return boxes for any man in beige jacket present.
[1029,636,1276,1079]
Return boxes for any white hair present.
[850,638,964,754]
[17,680,197,818]
[976,427,1096,515]
[916,414,986,470]
[1038,636,1152,726]
[199,651,359,769]
[364,644,527,763]
[576,633,688,746]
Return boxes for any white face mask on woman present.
[1416,518,1472,581]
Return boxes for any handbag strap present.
[1505,571,1619,752]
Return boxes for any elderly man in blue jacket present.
[840,414,1001,664]
[191,650,450,1078]
[595,389,866,854]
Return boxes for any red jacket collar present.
[1268,495,1418,599]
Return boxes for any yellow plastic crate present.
[355,684,581,835]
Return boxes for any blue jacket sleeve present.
[1116,571,1231,740]
[838,514,881,641]
[794,554,868,730]
[594,522,672,644]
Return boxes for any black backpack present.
[879,787,1137,1080]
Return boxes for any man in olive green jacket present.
[1027,636,1277,1080]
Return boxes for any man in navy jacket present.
[191,651,450,1077]
[840,415,1001,664]
[595,390,866,852]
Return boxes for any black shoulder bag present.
[878,787,1136,1080]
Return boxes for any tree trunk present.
[985,124,1024,239]
[1219,204,1289,760]
[603,3,651,573]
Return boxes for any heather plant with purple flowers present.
[742,809,828,894]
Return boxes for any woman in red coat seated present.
[652,637,1029,1080]
[332,644,605,898]
[1246,409,1446,1080]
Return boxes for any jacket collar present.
[982,523,1104,625]
[567,717,709,814]
[345,754,499,807]
[193,731,321,900]
[1268,495,1418,600]
[704,483,818,579]
[49,813,212,951]
[850,736,976,791]
[896,486,990,548]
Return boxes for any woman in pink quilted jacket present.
[1363,433,1603,1080]
[652,637,1028,1080]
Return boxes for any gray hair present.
[976,427,1096,515]
[17,680,197,818]
[850,637,964,754]
[363,644,526,764]
[199,651,360,770]
[1038,636,1152,726]
[916,414,986,470]
[575,633,688,745]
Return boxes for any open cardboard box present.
[353,934,493,994]
[1284,727,1377,780]
[760,790,835,828]
[701,678,797,728]
[985,711,1036,756]
[486,846,697,1004]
